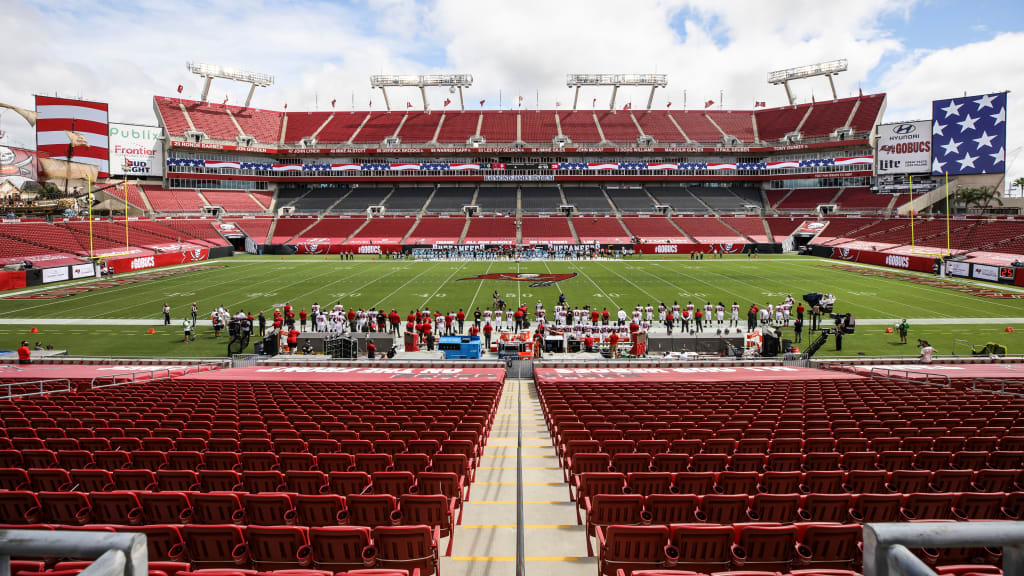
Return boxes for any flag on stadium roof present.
[35,96,109,177]
[932,92,1006,176]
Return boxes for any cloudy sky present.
[1,0,1022,189]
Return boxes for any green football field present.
[1,253,1023,358]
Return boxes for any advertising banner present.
[106,248,210,272]
[41,267,70,284]
[972,264,1000,282]
[71,263,96,279]
[109,123,164,177]
[632,243,746,255]
[945,261,971,278]
[0,146,38,187]
[826,246,935,273]
[876,121,931,174]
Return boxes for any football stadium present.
[1,3,1024,576]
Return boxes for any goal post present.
[907,173,952,258]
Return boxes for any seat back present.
[244,493,296,526]
[373,525,437,576]
[346,494,397,528]
[181,524,248,569]
[308,526,372,571]
[246,526,308,571]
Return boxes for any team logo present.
[894,123,917,134]
[831,247,855,261]
[295,238,331,254]
[181,248,208,263]
[458,272,578,288]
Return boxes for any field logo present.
[458,272,578,288]
[831,247,855,261]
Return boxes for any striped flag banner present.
[35,96,109,177]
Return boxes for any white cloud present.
[2,0,1019,192]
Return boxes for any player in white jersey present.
[704,303,713,323]
[645,305,654,322]
[730,302,740,327]
[484,309,493,325]
[686,301,695,314]
[715,302,725,325]
[782,303,791,325]
[436,313,445,334]
[760,306,770,325]
[658,303,667,322]
[632,308,642,324]
[672,302,681,316]
[775,304,784,325]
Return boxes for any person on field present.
[299,309,307,331]
[191,302,198,326]
[918,340,935,363]
[182,318,192,342]
[793,317,803,343]
[162,303,171,325]
[898,319,909,344]
[17,341,31,365]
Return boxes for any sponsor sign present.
[877,121,931,175]
[458,272,578,288]
[633,243,745,255]
[972,264,1000,282]
[0,146,37,186]
[945,261,971,277]
[825,246,935,273]
[109,123,165,177]
[41,267,70,284]
[71,263,96,279]
[294,238,332,255]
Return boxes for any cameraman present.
[918,340,935,364]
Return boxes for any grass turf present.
[1,253,1022,358]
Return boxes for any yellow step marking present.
[481,454,555,458]
[467,500,569,504]
[474,481,563,485]
[452,556,581,562]
[478,466,560,470]
[461,524,576,529]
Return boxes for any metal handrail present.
[516,378,526,576]
[90,365,203,389]
[863,521,1024,576]
[0,529,147,576]
[0,379,71,400]
[868,366,951,388]
[973,377,1024,397]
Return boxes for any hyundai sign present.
[109,123,164,177]
[876,121,931,175]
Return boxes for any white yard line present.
[421,261,470,309]
[372,264,438,309]
[469,261,495,310]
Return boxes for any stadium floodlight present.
[370,74,474,112]
[566,73,668,111]
[768,59,847,105]
[187,62,275,107]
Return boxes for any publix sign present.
[109,123,164,177]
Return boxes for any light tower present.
[187,62,275,108]
[565,74,668,112]
[370,74,474,112]
[768,59,847,105]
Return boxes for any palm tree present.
[1013,177,1024,198]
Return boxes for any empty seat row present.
[0,443,480,472]
[568,469,1023,500]
[555,432,1024,456]
[1,462,472,498]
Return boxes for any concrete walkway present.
[442,379,590,576]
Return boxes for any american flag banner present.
[932,92,1006,175]
[271,164,303,171]
[204,161,241,169]
[330,164,362,171]
[706,162,737,170]
[35,96,109,177]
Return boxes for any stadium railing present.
[863,521,1024,576]
[0,529,147,576]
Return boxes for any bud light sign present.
[109,123,164,177]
